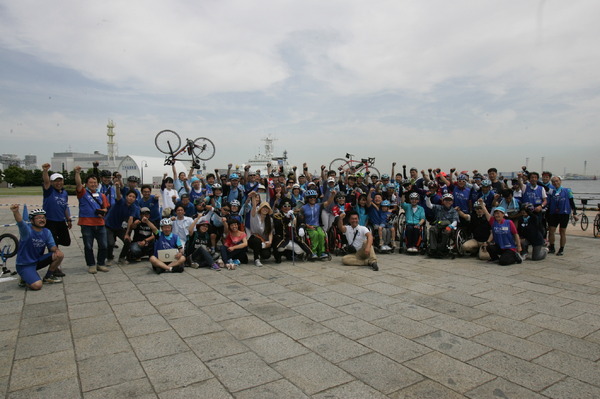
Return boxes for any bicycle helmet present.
[100,170,112,178]
[427,181,437,188]
[481,179,492,187]
[127,175,139,183]
[29,208,46,218]
[356,172,364,178]
[335,192,346,199]
[304,190,318,198]
[457,174,468,181]
[409,192,420,200]
[229,173,239,179]
[212,183,222,190]
[230,200,241,207]
[160,218,172,226]
[381,200,391,207]
[473,173,483,180]
[292,183,300,189]
[442,193,454,201]
[402,178,411,186]
[381,174,390,179]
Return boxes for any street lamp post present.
[141,160,148,184]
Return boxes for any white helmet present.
[160,218,172,226]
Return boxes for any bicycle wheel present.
[0,233,19,259]
[329,158,349,172]
[155,130,181,155]
[357,165,381,178]
[192,137,216,161]
[580,214,589,231]
[456,228,469,256]
[594,215,600,237]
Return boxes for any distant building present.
[24,154,38,170]
[51,151,125,173]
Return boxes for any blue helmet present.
[304,190,318,198]
[381,200,391,206]
[229,173,239,180]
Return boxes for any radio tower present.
[107,120,118,168]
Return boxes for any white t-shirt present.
[161,188,179,209]
[344,225,370,250]
[172,216,194,244]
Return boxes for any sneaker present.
[97,265,110,272]
[88,266,97,274]
[369,262,379,271]
[43,275,63,284]
[118,258,129,265]
[18,278,26,288]
[171,265,184,273]
[320,253,329,259]
[211,263,221,271]
[106,258,113,266]
[310,254,318,261]
[190,262,200,269]
[233,259,241,266]
[53,268,66,277]
[556,248,564,256]
[152,265,164,274]
[255,259,263,267]
[548,245,555,254]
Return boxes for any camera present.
[95,209,107,217]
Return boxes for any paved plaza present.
[1,203,600,398]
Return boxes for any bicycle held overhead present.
[155,130,216,169]
[329,153,381,177]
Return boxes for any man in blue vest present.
[547,176,578,256]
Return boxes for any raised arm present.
[42,163,51,190]
[74,166,83,192]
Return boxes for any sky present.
[1,0,599,176]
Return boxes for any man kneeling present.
[11,205,64,290]
[337,211,378,271]
[147,218,185,273]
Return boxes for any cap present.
[50,173,64,181]
[493,206,507,215]
[180,193,189,199]
[327,177,336,183]
[140,207,151,213]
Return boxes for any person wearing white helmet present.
[425,192,459,257]
[146,218,186,273]
[10,205,64,289]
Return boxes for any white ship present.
[241,136,289,176]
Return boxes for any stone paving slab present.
[1,219,600,397]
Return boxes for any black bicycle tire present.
[594,215,600,237]
[155,130,181,155]
[580,214,589,231]
[357,165,381,178]
[192,137,216,161]
[0,233,19,259]
[329,158,349,172]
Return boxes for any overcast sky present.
[1,0,599,176]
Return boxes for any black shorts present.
[547,214,570,229]
[45,220,71,246]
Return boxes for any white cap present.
[327,177,336,183]
[50,173,64,181]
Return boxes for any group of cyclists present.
[12,159,579,289]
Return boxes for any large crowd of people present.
[11,160,580,289]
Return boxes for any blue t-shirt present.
[137,195,161,221]
[43,186,69,222]
[16,221,55,266]
[105,198,137,230]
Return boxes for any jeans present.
[81,225,107,266]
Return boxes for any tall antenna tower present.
[107,120,118,167]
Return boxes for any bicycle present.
[155,130,216,169]
[593,204,600,238]
[579,199,589,231]
[0,233,18,277]
[329,153,381,177]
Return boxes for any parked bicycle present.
[329,153,381,177]
[155,130,216,169]
[579,199,589,231]
[594,204,600,238]
[0,233,18,277]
